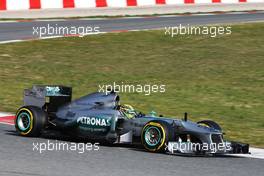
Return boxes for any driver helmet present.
[120,104,136,119]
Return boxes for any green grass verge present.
[0,23,263,147]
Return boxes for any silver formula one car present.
[15,85,249,155]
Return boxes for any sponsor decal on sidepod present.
[77,116,111,127]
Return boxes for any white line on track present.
[0,40,25,44]
[249,148,264,159]
[0,112,13,116]
[0,31,136,44]
[227,148,264,159]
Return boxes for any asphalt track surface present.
[1,12,264,176]
[0,123,264,176]
[0,12,264,43]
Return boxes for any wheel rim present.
[144,126,161,146]
[17,112,31,131]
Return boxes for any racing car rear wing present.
[24,85,72,112]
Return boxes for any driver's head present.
[120,104,136,119]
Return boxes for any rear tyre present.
[141,121,174,153]
[15,106,47,137]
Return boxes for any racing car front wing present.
[167,141,249,155]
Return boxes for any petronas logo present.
[77,116,110,127]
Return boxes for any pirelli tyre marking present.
[141,122,166,152]
[15,108,34,135]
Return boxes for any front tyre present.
[141,121,172,153]
[197,120,222,132]
[15,106,47,137]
